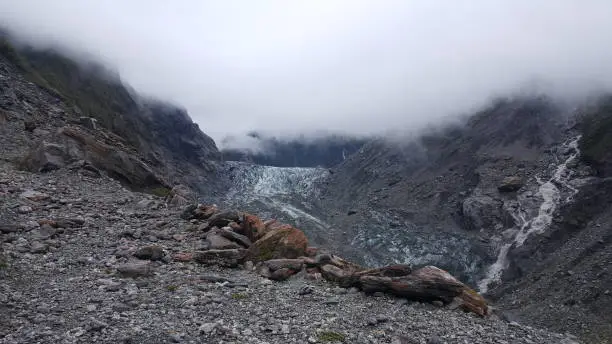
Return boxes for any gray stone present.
[193,249,247,268]
[30,241,49,254]
[116,262,154,278]
[133,245,165,261]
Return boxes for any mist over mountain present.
[220,132,368,168]
[2,1,612,144]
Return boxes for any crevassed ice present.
[223,161,330,230]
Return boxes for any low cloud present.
[2,1,612,144]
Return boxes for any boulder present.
[68,160,101,177]
[247,225,308,262]
[357,264,412,278]
[264,259,304,272]
[117,262,154,278]
[193,249,247,268]
[0,223,18,234]
[180,204,198,220]
[356,266,488,316]
[218,227,252,248]
[498,176,523,192]
[166,185,194,207]
[172,252,193,262]
[228,221,242,232]
[193,204,218,220]
[54,218,85,228]
[269,268,296,281]
[19,190,50,202]
[205,229,244,250]
[239,213,266,241]
[360,275,392,293]
[20,141,69,172]
[320,264,352,286]
[133,245,165,261]
[206,210,240,229]
[256,264,272,278]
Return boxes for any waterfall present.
[478,136,581,293]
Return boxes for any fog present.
[2,1,612,147]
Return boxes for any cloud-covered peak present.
[2,1,612,143]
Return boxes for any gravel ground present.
[0,164,582,344]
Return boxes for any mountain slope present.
[0,33,221,195]
[489,96,612,343]
[315,97,567,280]
[313,95,611,342]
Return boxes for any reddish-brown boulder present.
[240,213,266,241]
[38,219,58,228]
[247,225,308,262]
[356,264,412,278]
[173,252,193,262]
[355,266,488,316]
[320,264,361,288]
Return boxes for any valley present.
[1,30,611,343]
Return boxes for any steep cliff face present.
[0,34,221,194]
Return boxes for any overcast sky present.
[1,1,612,146]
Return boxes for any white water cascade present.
[478,136,582,293]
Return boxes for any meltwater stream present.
[478,136,582,293]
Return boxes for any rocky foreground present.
[0,164,582,344]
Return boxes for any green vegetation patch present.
[150,187,171,198]
[317,331,346,342]
[231,292,248,300]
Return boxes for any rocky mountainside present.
[490,95,612,342]
[0,33,222,195]
[314,97,567,276]
[313,96,612,343]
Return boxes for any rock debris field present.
[0,164,581,344]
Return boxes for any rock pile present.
[179,203,489,317]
